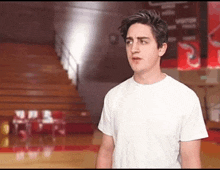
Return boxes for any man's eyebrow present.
[137,37,150,40]
[126,36,150,40]
[126,37,133,40]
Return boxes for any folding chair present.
[12,110,28,135]
[40,110,54,134]
[27,110,41,135]
[39,110,66,139]
[51,110,66,137]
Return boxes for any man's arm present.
[96,133,115,168]
[180,139,202,168]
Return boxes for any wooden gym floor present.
[0,126,219,168]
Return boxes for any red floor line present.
[0,145,100,153]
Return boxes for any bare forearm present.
[181,158,201,168]
[96,133,114,168]
[180,139,202,168]
[96,149,113,168]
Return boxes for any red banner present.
[207,2,220,69]
[177,41,201,70]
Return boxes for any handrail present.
[186,84,220,122]
[207,89,220,110]
[203,86,220,122]
[54,33,79,90]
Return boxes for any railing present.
[195,85,220,124]
[54,33,79,90]
[207,87,220,122]
[187,84,220,124]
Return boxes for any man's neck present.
[133,71,166,85]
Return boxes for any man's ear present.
[159,43,168,57]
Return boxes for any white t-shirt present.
[98,74,208,168]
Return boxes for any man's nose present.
[131,42,140,53]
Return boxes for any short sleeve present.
[180,96,208,141]
[98,93,113,136]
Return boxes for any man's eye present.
[126,40,132,45]
[140,40,147,44]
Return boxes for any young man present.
[96,9,208,168]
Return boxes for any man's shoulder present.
[167,75,198,98]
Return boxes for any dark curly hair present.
[118,9,168,48]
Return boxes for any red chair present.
[37,110,66,138]
[12,110,28,135]
[27,110,42,135]
[51,111,66,137]
[39,110,53,133]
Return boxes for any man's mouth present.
[132,57,142,60]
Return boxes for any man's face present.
[126,23,166,75]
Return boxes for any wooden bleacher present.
[0,43,94,134]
